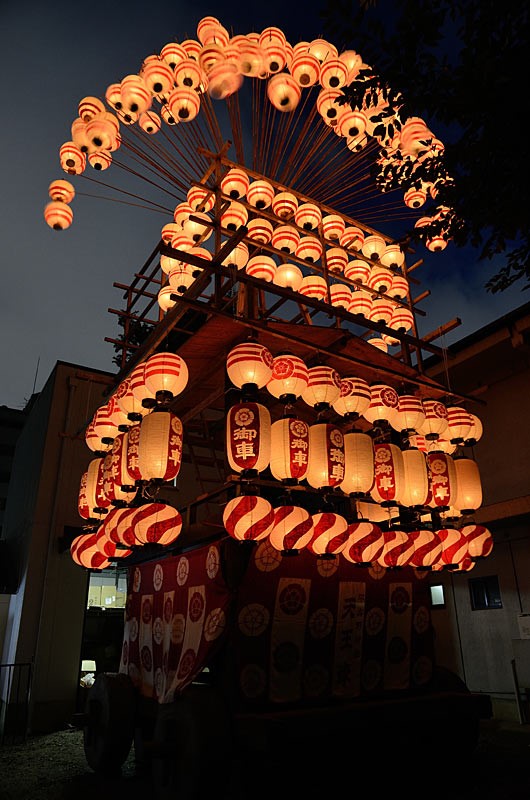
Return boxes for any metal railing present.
[0,661,32,745]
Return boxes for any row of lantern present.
[45,14,455,252]
[225,342,483,445]
[222,494,492,570]
[226,409,483,515]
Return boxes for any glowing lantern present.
[167,86,201,121]
[446,406,474,444]
[366,265,394,294]
[44,201,73,231]
[338,49,363,81]
[260,27,287,73]
[391,395,425,434]
[78,96,106,122]
[226,342,274,390]
[330,283,352,309]
[223,495,275,541]
[464,414,483,446]
[160,42,188,70]
[408,434,428,452]
[389,307,415,335]
[349,289,373,317]
[181,39,203,62]
[306,423,345,489]
[319,58,349,89]
[221,168,249,200]
[59,141,86,175]
[344,259,371,285]
[449,557,475,573]
[380,243,405,269]
[368,297,395,326]
[91,404,118,448]
[247,179,275,209]
[267,73,301,111]
[221,201,248,232]
[399,117,433,157]
[199,43,226,75]
[462,525,493,560]
[48,179,75,203]
[376,529,414,568]
[408,529,443,569]
[295,236,323,263]
[295,203,322,231]
[267,353,309,401]
[96,525,132,559]
[238,40,267,77]
[426,452,457,511]
[404,186,427,209]
[399,448,429,507]
[269,505,313,553]
[363,384,399,427]
[85,112,119,151]
[308,512,349,556]
[85,456,111,518]
[340,227,365,252]
[246,254,277,282]
[106,431,137,496]
[453,457,483,514]
[269,417,309,483]
[187,185,215,213]
[197,16,230,46]
[272,192,298,221]
[326,247,348,274]
[247,218,274,244]
[340,431,374,496]
[321,214,345,241]
[107,506,139,547]
[419,400,449,440]
[222,241,249,269]
[389,274,409,300]
[115,375,147,422]
[437,527,469,568]
[137,410,184,483]
[362,234,386,261]
[302,366,341,409]
[71,534,110,570]
[182,211,213,243]
[160,105,178,126]
[161,222,181,244]
[130,362,157,409]
[173,58,205,90]
[271,224,299,253]
[342,522,384,565]
[289,52,320,87]
[368,337,389,352]
[371,443,405,506]
[143,352,189,403]
[141,58,175,97]
[273,263,303,291]
[226,402,271,476]
[88,151,112,171]
[298,275,328,301]
[134,503,183,545]
[168,269,194,295]
[332,376,371,418]
[173,201,194,227]
[120,74,152,115]
[316,89,343,126]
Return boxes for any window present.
[469,575,502,610]
[429,584,446,608]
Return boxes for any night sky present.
[0,0,524,410]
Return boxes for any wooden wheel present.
[83,671,136,775]
[151,683,234,800]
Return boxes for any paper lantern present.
[101,448,135,506]
[247,179,275,209]
[137,110,161,134]
[226,342,274,390]
[44,201,73,230]
[269,505,313,553]
[399,448,429,507]
[226,402,271,475]
[306,423,345,489]
[160,41,188,69]
[96,524,132,559]
[391,395,426,433]
[380,243,405,269]
[340,226,365,252]
[332,376,371,418]
[462,525,493,560]
[120,74,152,115]
[182,210,213,243]
[368,337,390,352]
[266,73,301,110]
[321,214,345,241]
[134,503,183,545]
[246,254,277,282]
[408,529,443,569]
[85,456,111,517]
[389,274,410,300]
[298,275,328,301]
[363,384,399,427]
[389,306,414,334]
[271,192,298,221]
[48,179,75,204]
[167,86,201,121]
[91,404,118,447]
[336,108,368,140]
[78,96,106,122]
[247,218,274,244]
[71,534,110,570]
[426,452,457,511]
[173,58,204,89]
[197,16,229,46]
[368,297,395,326]
[273,263,303,291]
[326,247,348,274]
[308,512,349,556]
[295,236,323,263]
[269,417,309,483]
[342,521,384,565]
[85,112,119,151]
[271,224,299,253]
[295,203,322,231]
[106,431,137,495]
[143,352,189,402]
[446,406,474,444]
[141,58,175,96]
[187,185,215,212]
[220,168,249,200]
[317,88,343,126]
[464,414,483,446]
[289,52,320,87]
[137,410,183,483]
[168,268,195,295]
[362,234,386,261]
[78,471,91,520]
[106,506,139,547]
[221,201,248,232]
[453,457,483,514]
[223,495,275,541]
[260,27,287,73]
[301,366,341,409]
[349,288,373,317]
[371,443,405,506]
[344,259,371,285]
[319,57,349,89]
[376,529,415,568]
[419,399,449,440]
[238,40,267,77]
[366,265,394,293]
[266,353,309,401]
[330,283,352,309]
[437,527,469,568]
[340,431,374,496]
[404,186,428,209]
[129,361,157,408]
[114,375,147,422]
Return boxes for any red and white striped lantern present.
[105,431,137,494]
[349,289,373,317]
[78,471,91,520]
[220,168,250,199]
[266,353,309,401]
[60,141,86,175]
[426,452,457,510]
[336,107,368,139]
[362,234,386,261]
[340,226,365,252]
[269,505,314,553]
[342,521,384,565]
[366,265,393,293]
[389,274,410,300]
[269,417,309,483]
[141,58,175,97]
[91,403,119,447]
[419,399,449,440]
[289,52,320,87]
[167,86,201,122]
[363,384,399,427]
[321,214,345,241]
[295,236,323,263]
[298,275,328,302]
[332,376,371,418]
[319,57,349,90]
[102,449,136,506]
[329,284,352,309]
[247,218,274,244]
[186,185,215,212]
[389,307,415,334]
[44,201,73,230]
[407,433,428,452]
[85,419,110,454]
[223,495,275,541]
[295,203,322,231]
[376,529,414,568]
[407,529,443,569]
[465,414,483,446]
[399,448,429,507]
[306,423,345,489]
[368,297,395,326]
[130,361,157,408]
[221,201,248,231]
[245,254,277,282]
[325,247,348,273]
[133,502,183,545]
[446,406,474,444]
[226,402,271,475]
[462,525,493,560]
[272,191,298,220]
[247,179,275,209]
[273,263,303,291]
[344,259,371,285]
[437,527,469,568]
[380,243,405,269]
[301,366,341,409]
[226,341,274,389]
[221,240,249,270]
[78,96,106,122]
[48,179,76,203]
[308,512,349,556]
[317,89,344,126]
[339,431,374,496]
[71,534,110,570]
[453,457,483,513]
[160,41,188,69]
[371,443,405,506]
[85,456,112,518]
[404,187,428,209]
[391,395,426,433]
[143,352,189,402]
[107,506,139,547]
[96,525,132,559]
[137,410,183,483]
[114,375,147,422]
[271,224,299,253]
[399,116,433,156]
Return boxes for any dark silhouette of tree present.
[321,0,530,292]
